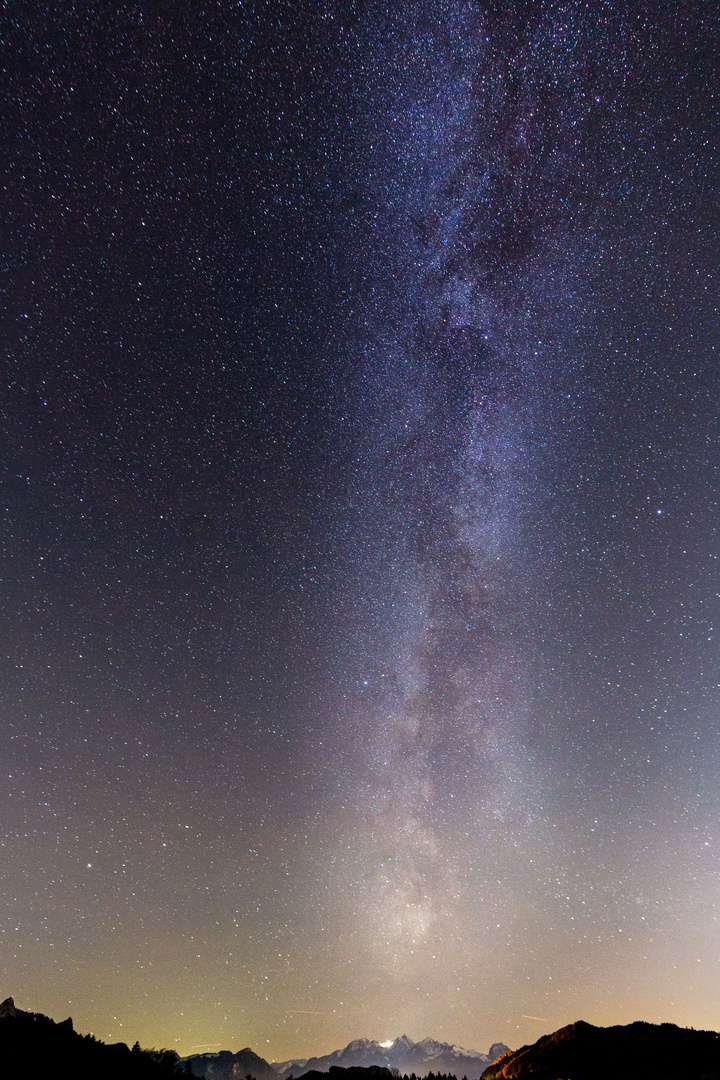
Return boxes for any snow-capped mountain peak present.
[271,1034,511,1080]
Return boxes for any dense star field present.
[3,0,720,1062]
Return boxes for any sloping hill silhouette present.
[0,996,189,1080]
[481,1019,720,1080]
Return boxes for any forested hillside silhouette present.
[0,997,192,1080]
[480,1019,720,1079]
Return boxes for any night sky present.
[3,0,720,1063]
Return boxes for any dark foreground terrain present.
[481,1019,720,1080]
[0,997,190,1080]
[4,998,720,1080]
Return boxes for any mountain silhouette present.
[481,1019,720,1079]
[184,1046,279,1080]
[0,996,190,1079]
[270,1035,510,1080]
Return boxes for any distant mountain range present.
[7,995,720,1080]
[185,1035,510,1080]
[184,1045,279,1080]
[276,1035,511,1079]
[186,1021,720,1080]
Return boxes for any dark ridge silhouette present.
[481,1019,720,1080]
[0,996,191,1080]
[295,1068,476,1080]
[301,1068,395,1080]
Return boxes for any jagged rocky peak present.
[183,1044,279,1080]
[0,997,73,1030]
[267,1033,510,1080]
[414,1038,455,1055]
[390,1036,414,1049]
[486,1044,510,1064]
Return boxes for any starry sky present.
[3,0,720,1063]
